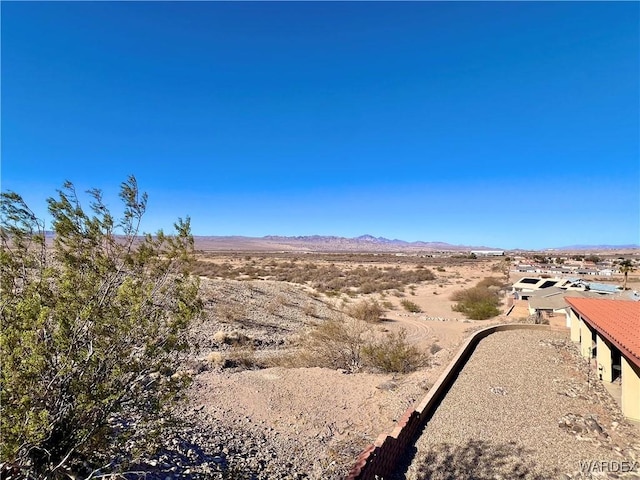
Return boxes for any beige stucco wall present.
[621,356,640,422]
[579,320,593,359]
[596,335,613,383]
[569,310,581,343]
[567,308,639,423]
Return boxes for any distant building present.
[567,279,621,295]
[511,276,622,300]
[566,298,640,422]
[515,264,537,273]
[470,250,505,256]
[577,269,599,276]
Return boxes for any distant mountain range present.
[193,235,640,253]
[193,234,498,252]
[551,244,640,251]
[40,231,638,253]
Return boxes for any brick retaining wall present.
[345,323,553,480]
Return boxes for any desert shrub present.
[0,177,202,477]
[346,299,384,323]
[289,317,371,372]
[382,300,395,310]
[362,329,424,373]
[451,280,502,320]
[359,281,379,294]
[400,299,422,313]
[459,302,500,320]
[213,330,228,344]
[476,276,507,289]
[206,347,263,370]
[225,347,264,370]
[303,303,318,317]
[193,259,435,295]
[213,330,250,346]
[451,286,496,304]
[282,318,423,373]
[206,351,225,368]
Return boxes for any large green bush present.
[450,278,503,320]
[0,177,202,477]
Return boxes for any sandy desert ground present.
[143,252,639,479]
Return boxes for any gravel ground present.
[395,330,640,480]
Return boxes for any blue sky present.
[2,2,638,250]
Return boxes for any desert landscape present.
[179,251,498,478]
[3,214,639,479]
[125,242,640,480]
[4,3,638,479]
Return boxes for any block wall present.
[345,323,553,480]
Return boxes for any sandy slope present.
[179,264,510,478]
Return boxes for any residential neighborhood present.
[512,255,633,277]
[506,255,639,423]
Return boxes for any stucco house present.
[566,298,640,422]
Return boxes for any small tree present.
[619,259,635,291]
[0,177,202,477]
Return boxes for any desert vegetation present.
[400,299,422,313]
[0,178,202,478]
[1,177,520,479]
[193,257,435,295]
[200,291,427,375]
[345,299,385,323]
[450,277,507,320]
[361,329,424,373]
[274,316,425,374]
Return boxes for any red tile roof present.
[566,298,640,368]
